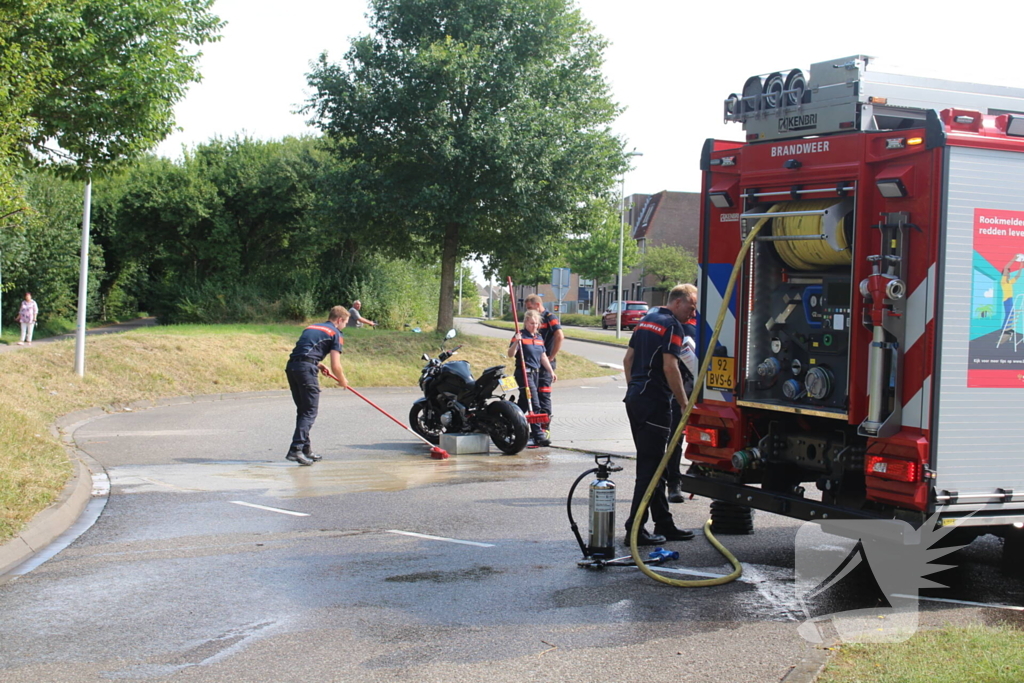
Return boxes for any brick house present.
[595,190,700,312]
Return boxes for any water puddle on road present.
[108,452,552,499]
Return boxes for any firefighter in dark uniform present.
[667,284,699,503]
[285,306,350,466]
[525,294,563,438]
[508,309,557,447]
[622,284,697,545]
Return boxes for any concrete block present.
[440,433,490,455]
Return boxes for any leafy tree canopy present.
[565,195,640,286]
[643,244,698,291]
[25,0,224,171]
[305,0,626,330]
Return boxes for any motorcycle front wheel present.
[409,403,442,445]
[484,400,529,455]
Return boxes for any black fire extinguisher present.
[568,453,622,562]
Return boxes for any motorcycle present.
[409,329,529,455]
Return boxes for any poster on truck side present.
[968,208,1024,388]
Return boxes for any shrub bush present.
[558,313,601,327]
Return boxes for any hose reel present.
[763,198,853,270]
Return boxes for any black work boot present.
[667,481,685,504]
[286,451,313,466]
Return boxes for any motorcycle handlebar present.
[438,345,463,362]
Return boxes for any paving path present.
[0,316,158,353]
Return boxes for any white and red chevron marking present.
[900,263,936,429]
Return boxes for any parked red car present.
[601,301,649,330]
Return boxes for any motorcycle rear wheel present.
[485,400,529,455]
[409,403,442,445]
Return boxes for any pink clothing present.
[17,300,38,324]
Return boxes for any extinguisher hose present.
[627,206,780,587]
[567,467,600,559]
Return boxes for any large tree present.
[643,244,698,291]
[305,0,625,330]
[565,195,639,308]
[25,0,223,170]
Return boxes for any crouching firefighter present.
[284,306,350,465]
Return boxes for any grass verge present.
[481,320,631,347]
[818,625,1024,683]
[0,324,615,543]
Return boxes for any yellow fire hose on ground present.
[627,205,780,587]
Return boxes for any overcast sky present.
[157,1,1024,196]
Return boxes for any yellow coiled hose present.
[627,205,782,586]
[771,199,852,270]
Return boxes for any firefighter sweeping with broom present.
[284,306,350,466]
[508,309,556,447]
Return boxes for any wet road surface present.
[1,340,1023,681]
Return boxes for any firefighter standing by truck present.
[622,285,697,545]
[666,284,699,504]
[524,294,563,438]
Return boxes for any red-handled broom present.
[319,366,450,459]
[506,276,550,428]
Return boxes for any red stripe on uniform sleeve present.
[671,334,682,347]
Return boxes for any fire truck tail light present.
[907,137,923,146]
[1007,115,1024,137]
[866,455,920,482]
[685,425,720,448]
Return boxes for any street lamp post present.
[74,172,92,377]
[617,150,643,339]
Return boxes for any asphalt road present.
[1,323,1022,682]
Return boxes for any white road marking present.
[599,363,624,370]
[386,530,495,547]
[890,593,1024,611]
[230,501,309,517]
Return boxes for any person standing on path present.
[16,293,38,345]
[666,284,699,504]
[347,300,377,328]
[621,284,697,545]
[285,306,350,466]
[508,309,556,447]
[524,294,563,438]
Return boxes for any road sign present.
[551,267,571,302]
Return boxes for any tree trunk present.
[437,221,460,332]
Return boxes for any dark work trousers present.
[515,367,545,440]
[538,358,555,428]
[624,398,675,533]
[666,401,683,486]
[285,360,321,455]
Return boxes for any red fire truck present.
[683,55,1024,558]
